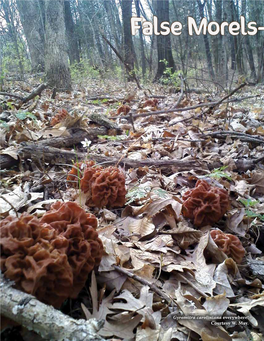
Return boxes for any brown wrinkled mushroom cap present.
[50,108,68,126]
[182,180,229,227]
[81,165,127,208]
[0,202,103,307]
[210,229,245,263]
[116,105,131,115]
[142,99,159,108]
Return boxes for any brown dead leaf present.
[168,222,202,249]
[249,171,264,194]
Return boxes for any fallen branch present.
[0,84,47,105]
[203,83,247,115]
[115,83,248,120]
[88,112,122,132]
[21,83,47,104]
[207,131,264,145]
[0,275,106,341]
[0,92,23,100]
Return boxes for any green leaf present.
[15,111,36,121]
[209,167,232,180]
[0,120,9,130]
[152,188,170,199]
[239,198,259,208]
[126,186,151,205]
[97,135,127,141]
[7,102,14,109]
[245,210,264,221]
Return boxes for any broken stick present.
[0,275,106,341]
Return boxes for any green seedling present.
[239,198,259,208]
[209,166,232,180]
[15,111,37,121]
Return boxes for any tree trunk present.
[121,0,135,81]
[135,0,146,77]
[64,0,80,64]
[44,0,72,90]
[16,0,45,72]
[196,0,215,80]
[241,0,256,80]
[153,0,175,81]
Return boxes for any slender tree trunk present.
[135,0,146,77]
[241,0,256,80]
[64,0,80,64]
[44,0,71,90]
[196,0,215,80]
[153,0,175,81]
[121,0,135,81]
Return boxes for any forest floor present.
[0,76,264,341]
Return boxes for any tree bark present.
[241,0,256,80]
[44,0,72,89]
[0,275,105,341]
[121,0,136,81]
[64,0,80,64]
[153,0,175,81]
[16,0,45,72]
[196,0,215,80]
[135,0,146,77]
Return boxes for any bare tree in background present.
[121,0,136,81]
[16,0,45,72]
[64,0,80,65]
[1,0,24,78]
[196,0,215,80]
[153,0,175,81]
[44,0,71,89]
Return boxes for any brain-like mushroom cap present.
[210,229,245,263]
[142,99,159,108]
[50,108,68,126]
[116,105,131,115]
[81,166,127,208]
[182,180,229,227]
[0,202,103,307]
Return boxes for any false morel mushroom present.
[81,165,127,208]
[0,202,103,307]
[182,180,229,227]
[210,229,245,264]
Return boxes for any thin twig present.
[0,92,23,100]
[113,265,177,306]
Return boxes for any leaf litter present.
[1,78,264,341]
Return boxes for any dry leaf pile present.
[0,78,264,341]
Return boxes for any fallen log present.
[0,275,106,341]
[0,127,107,169]
[1,141,261,173]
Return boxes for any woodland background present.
[0,0,264,89]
